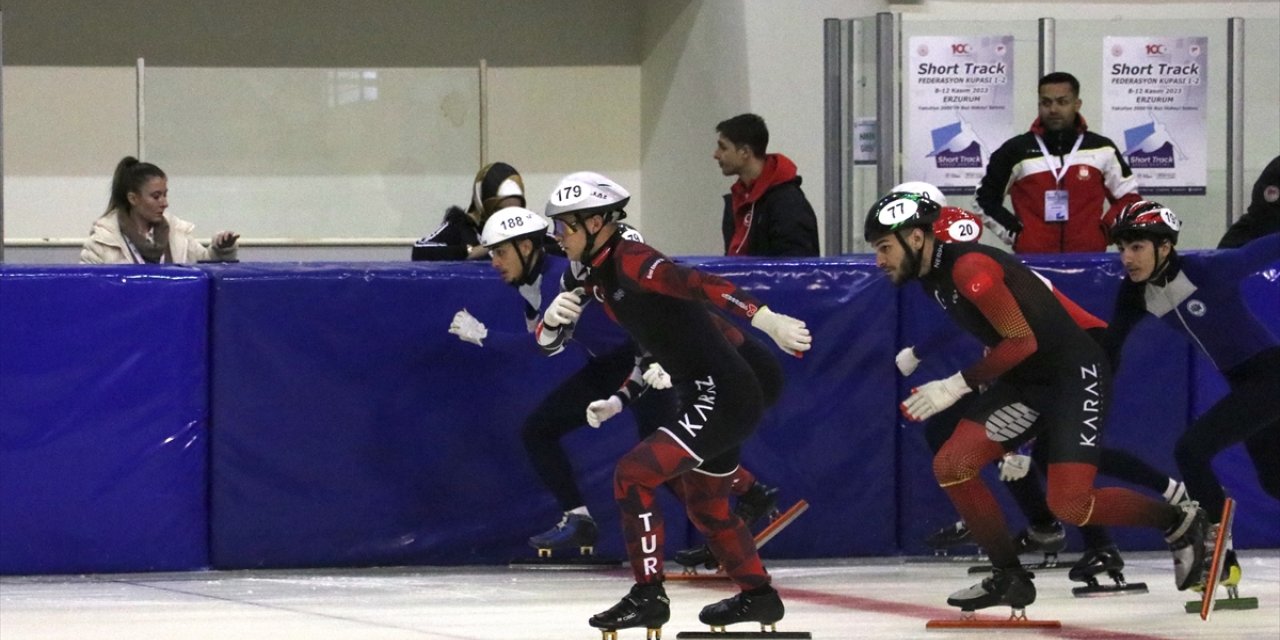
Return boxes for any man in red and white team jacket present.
[975,72,1142,254]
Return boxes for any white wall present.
[639,0,892,256]
[4,1,1277,262]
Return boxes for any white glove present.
[586,395,623,428]
[448,309,488,346]
[544,288,585,327]
[642,362,672,390]
[983,216,1018,247]
[895,346,921,376]
[750,306,812,356]
[901,371,972,422]
[998,452,1032,481]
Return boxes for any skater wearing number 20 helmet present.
[867,191,1210,616]
[544,171,812,638]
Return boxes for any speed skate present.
[510,512,622,570]
[927,565,1061,630]
[1186,498,1259,618]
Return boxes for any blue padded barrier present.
[206,259,899,568]
[697,258,900,559]
[0,266,210,574]
[205,262,632,568]
[2,251,1276,575]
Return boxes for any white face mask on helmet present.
[480,206,550,248]
[545,171,631,222]
[891,181,947,207]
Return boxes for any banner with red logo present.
[1102,36,1208,195]
[906,35,1016,196]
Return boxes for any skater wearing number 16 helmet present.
[867,190,1209,615]
[545,171,812,638]
[1104,201,1280,593]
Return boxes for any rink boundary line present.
[774,586,1177,640]
[672,580,1176,640]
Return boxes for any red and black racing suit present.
[919,241,1181,569]
[582,231,775,590]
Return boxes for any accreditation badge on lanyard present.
[1036,133,1083,223]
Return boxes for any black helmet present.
[1109,200,1181,245]
[470,162,526,219]
[864,191,943,243]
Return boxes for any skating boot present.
[673,544,717,572]
[1193,521,1241,593]
[589,582,669,640]
[926,520,977,557]
[1163,479,1191,506]
[1013,521,1066,567]
[528,512,598,558]
[734,481,780,526]
[674,482,779,571]
[1069,545,1148,596]
[946,566,1037,614]
[1164,501,1209,591]
[697,584,785,632]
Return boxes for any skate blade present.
[508,556,622,570]
[1185,596,1259,613]
[904,552,987,565]
[665,570,730,582]
[753,500,809,549]
[677,632,811,639]
[967,557,1074,574]
[926,614,1061,629]
[1072,582,1148,597]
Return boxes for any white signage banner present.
[1102,36,1207,195]
[907,35,1015,196]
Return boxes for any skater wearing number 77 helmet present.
[544,171,812,639]
[867,190,1209,617]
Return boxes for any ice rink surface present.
[2,551,1276,640]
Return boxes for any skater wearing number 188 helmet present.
[1104,201,1280,593]
[867,190,1208,614]
[545,171,812,638]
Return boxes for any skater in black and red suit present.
[866,190,1209,613]
[543,171,811,637]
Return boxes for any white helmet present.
[480,206,550,248]
[891,181,946,207]
[545,171,630,222]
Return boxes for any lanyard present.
[1035,133,1083,187]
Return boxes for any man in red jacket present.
[975,72,1142,254]
[715,113,820,257]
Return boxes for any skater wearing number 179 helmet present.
[545,171,812,638]
[1104,201,1280,593]
[867,190,1209,614]
[450,206,678,559]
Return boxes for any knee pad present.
[613,449,663,498]
[1046,486,1094,526]
[682,472,736,533]
[933,447,983,487]
[613,434,696,499]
